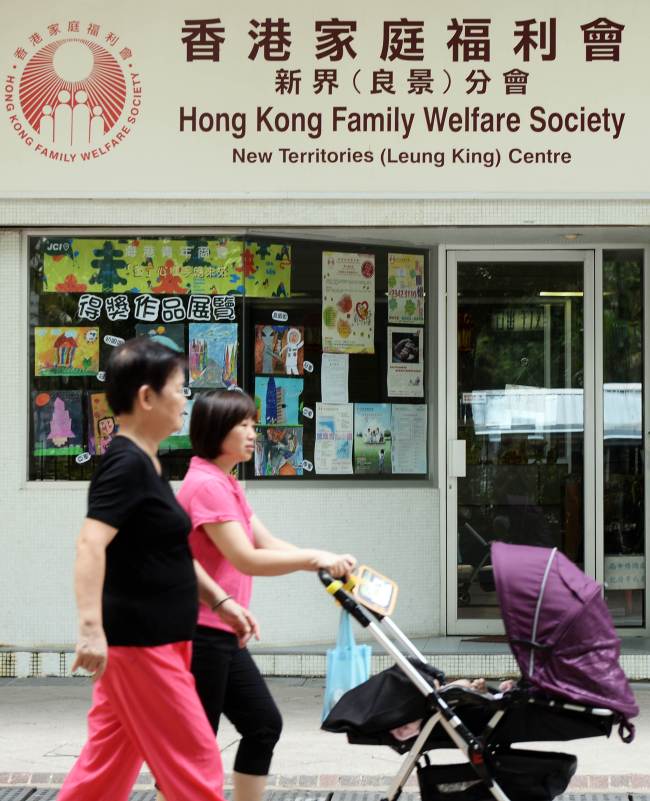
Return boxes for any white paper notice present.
[321,353,349,403]
[315,402,354,474]
[322,251,375,354]
[387,327,424,397]
[392,404,428,474]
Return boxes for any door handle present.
[448,440,466,478]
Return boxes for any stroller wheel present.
[459,590,471,606]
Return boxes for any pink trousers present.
[57,641,224,801]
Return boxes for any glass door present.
[446,251,595,633]
[602,249,645,628]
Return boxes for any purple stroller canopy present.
[492,542,639,729]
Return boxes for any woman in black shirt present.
[57,338,256,801]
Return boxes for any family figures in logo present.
[38,90,106,148]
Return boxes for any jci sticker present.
[96,371,106,382]
[303,361,314,373]
[301,459,314,472]
[302,407,314,419]
[272,310,289,322]
[75,452,92,464]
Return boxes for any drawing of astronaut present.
[280,327,304,375]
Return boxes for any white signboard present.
[1,1,648,196]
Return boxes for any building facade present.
[2,1,649,677]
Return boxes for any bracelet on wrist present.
[211,595,233,612]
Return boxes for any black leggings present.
[191,625,283,776]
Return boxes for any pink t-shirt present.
[177,456,254,633]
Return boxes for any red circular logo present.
[20,39,126,143]
[361,260,375,278]
[5,25,140,162]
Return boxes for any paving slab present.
[1,677,649,794]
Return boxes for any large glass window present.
[603,249,645,627]
[28,234,428,481]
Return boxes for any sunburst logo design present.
[5,22,140,163]
[19,39,126,147]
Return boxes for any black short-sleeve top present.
[87,436,198,647]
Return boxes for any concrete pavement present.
[1,677,650,795]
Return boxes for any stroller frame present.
[319,570,615,801]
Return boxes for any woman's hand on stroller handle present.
[310,550,356,579]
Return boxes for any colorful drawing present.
[87,393,118,456]
[254,325,304,375]
[254,426,303,476]
[244,242,291,297]
[89,240,129,292]
[160,396,197,452]
[43,238,244,295]
[354,403,392,474]
[135,323,185,353]
[188,323,238,388]
[34,327,99,376]
[388,253,425,325]
[33,391,83,456]
[255,376,303,425]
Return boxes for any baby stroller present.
[320,542,639,801]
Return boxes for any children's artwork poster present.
[255,377,303,425]
[244,242,292,298]
[388,253,425,325]
[254,325,304,375]
[135,323,185,353]
[32,390,84,456]
[34,327,99,376]
[42,238,244,295]
[354,403,392,475]
[87,393,119,456]
[160,397,197,452]
[392,404,428,474]
[322,252,375,354]
[255,426,303,476]
[188,323,238,388]
[321,353,349,404]
[387,327,424,398]
[315,403,354,474]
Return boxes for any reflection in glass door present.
[447,252,594,629]
[602,250,645,627]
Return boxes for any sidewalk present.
[1,677,649,795]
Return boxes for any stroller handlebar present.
[318,569,375,627]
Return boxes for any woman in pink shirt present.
[167,389,355,801]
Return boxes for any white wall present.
[0,229,441,649]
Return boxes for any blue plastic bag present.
[322,609,372,721]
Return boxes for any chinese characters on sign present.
[180,15,624,98]
[43,239,292,298]
[77,293,237,323]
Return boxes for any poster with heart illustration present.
[322,252,375,354]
